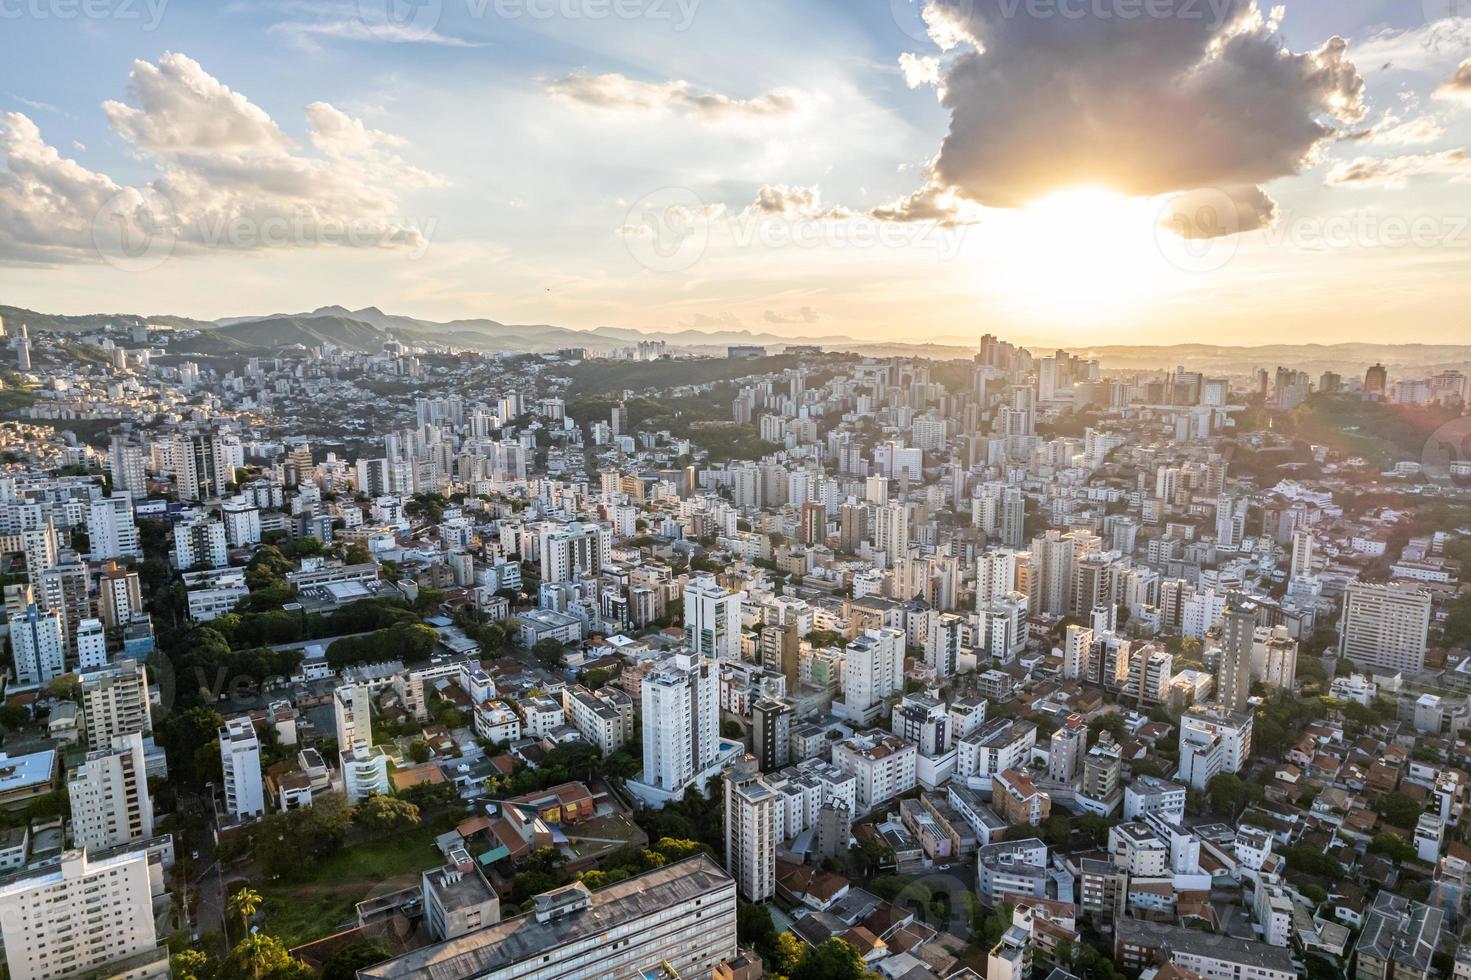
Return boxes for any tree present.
[1377,792,1424,829]
[344,543,374,566]
[354,794,421,837]
[582,667,612,690]
[737,903,780,965]
[223,933,309,980]
[322,941,390,980]
[773,933,806,977]
[1368,832,1417,863]
[533,638,567,668]
[1206,773,1248,817]
[227,887,262,941]
[172,949,214,980]
[0,703,29,730]
[791,939,867,980]
[408,739,432,764]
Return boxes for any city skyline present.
[2,1,1471,344]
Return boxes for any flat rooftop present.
[359,854,733,980]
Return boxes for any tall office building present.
[684,575,744,662]
[1338,582,1433,674]
[0,845,169,980]
[723,756,778,902]
[11,603,65,690]
[67,732,154,852]
[80,660,151,747]
[1216,594,1256,713]
[641,653,720,793]
[220,716,265,820]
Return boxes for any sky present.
[1,0,1470,348]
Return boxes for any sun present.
[984,185,1176,322]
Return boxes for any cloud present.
[548,72,802,122]
[746,184,850,220]
[868,173,983,228]
[1159,184,1278,239]
[265,1,478,48]
[1436,59,1471,106]
[1325,149,1471,188]
[892,1,1364,236]
[764,307,824,325]
[899,53,941,89]
[1371,114,1446,147]
[0,53,440,265]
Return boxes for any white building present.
[75,617,108,671]
[334,683,373,749]
[640,653,720,794]
[1338,582,1432,674]
[836,627,904,723]
[80,660,151,747]
[683,576,744,662]
[359,856,738,980]
[1178,706,1253,790]
[85,493,142,561]
[1123,776,1188,822]
[10,603,65,689]
[0,846,169,980]
[341,739,392,803]
[540,521,611,583]
[220,715,265,820]
[832,730,917,813]
[561,685,633,755]
[67,732,154,852]
[173,514,229,569]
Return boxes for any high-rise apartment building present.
[641,653,720,793]
[684,575,744,662]
[220,715,265,820]
[723,756,778,901]
[80,660,151,748]
[1338,582,1432,674]
[67,733,154,852]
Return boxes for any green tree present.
[582,667,612,690]
[172,949,214,980]
[408,739,432,763]
[321,941,390,980]
[354,794,422,837]
[1377,792,1424,829]
[791,939,867,980]
[227,887,262,941]
[533,638,567,668]
[1368,832,1417,863]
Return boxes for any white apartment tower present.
[67,733,154,852]
[220,715,265,820]
[1338,582,1432,674]
[11,603,65,689]
[80,660,151,747]
[641,653,720,793]
[684,575,744,662]
[0,847,167,980]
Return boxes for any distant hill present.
[211,315,393,352]
[0,305,214,334]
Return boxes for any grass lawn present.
[258,812,461,949]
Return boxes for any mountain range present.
[3,303,1469,377]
